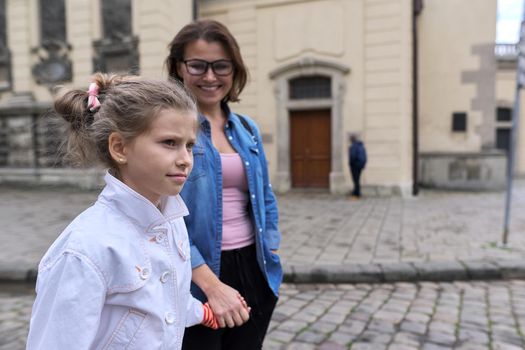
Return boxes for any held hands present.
[202,303,219,329]
[201,294,249,329]
[206,282,251,328]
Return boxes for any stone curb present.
[2,259,525,285]
[0,266,37,284]
[282,259,525,284]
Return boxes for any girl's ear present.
[108,132,128,165]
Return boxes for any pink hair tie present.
[87,82,101,112]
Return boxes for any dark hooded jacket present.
[349,141,367,170]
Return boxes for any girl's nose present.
[177,148,193,168]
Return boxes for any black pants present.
[351,166,362,197]
[182,244,278,350]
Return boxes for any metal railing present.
[495,43,519,61]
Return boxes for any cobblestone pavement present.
[0,285,34,350]
[3,184,525,348]
[266,281,525,350]
[0,187,97,273]
[278,185,525,266]
[3,280,525,350]
[2,182,525,276]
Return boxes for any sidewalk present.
[2,181,525,284]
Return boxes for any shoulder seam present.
[63,249,109,291]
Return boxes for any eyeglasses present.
[182,59,234,76]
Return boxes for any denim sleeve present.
[27,251,106,349]
[254,122,281,251]
[189,237,206,269]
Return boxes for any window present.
[452,112,467,132]
[497,107,512,122]
[0,118,7,166]
[496,128,511,153]
[289,76,331,99]
[40,0,66,43]
[496,107,513,153]
[0,0,11,90]
[32,0,72,85]
[94,0,139,74]
[101,0,132,40]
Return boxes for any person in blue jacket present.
[166,19,282,349]
[349,134,367,199]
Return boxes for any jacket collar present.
[98,171,189,233]
[198,103,248,137]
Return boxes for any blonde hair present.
[54,72,197,169]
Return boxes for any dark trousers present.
[351,166,362,197]
[182,244,278,350]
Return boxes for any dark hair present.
[165,19,247,103]
[54,72,197,168]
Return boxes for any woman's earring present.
[118,158,126,164]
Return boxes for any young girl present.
[26,73,226,349]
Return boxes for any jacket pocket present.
[103,309,147,350]
[106,237,151,294]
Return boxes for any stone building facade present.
[0,0,518,194]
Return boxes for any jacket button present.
[155,233,165,243]
[245,161,250,166]
[251,194,255,199]
[165,312,175,324]
[228,136,233,140]
[259,228,263,233]
[160,271,170,283]
[139,268,150,280]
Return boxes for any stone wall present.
[0,93,103,189]
[419,152,506,190]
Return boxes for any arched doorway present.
[269,57,350,193]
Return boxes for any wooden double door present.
[290,109,331,188]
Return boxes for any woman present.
[166,20,282,349]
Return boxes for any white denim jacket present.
[27,172,204,350]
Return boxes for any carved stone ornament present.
[31,39,72,85]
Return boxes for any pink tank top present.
[220,153,255,250]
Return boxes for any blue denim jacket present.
[180,104,282,300]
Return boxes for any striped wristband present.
[202,303,219,329]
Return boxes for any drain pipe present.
[412,0,423,195]
[193,0,198,20]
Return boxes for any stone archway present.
[269,57,350,193]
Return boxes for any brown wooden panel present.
[290,109,331,188]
